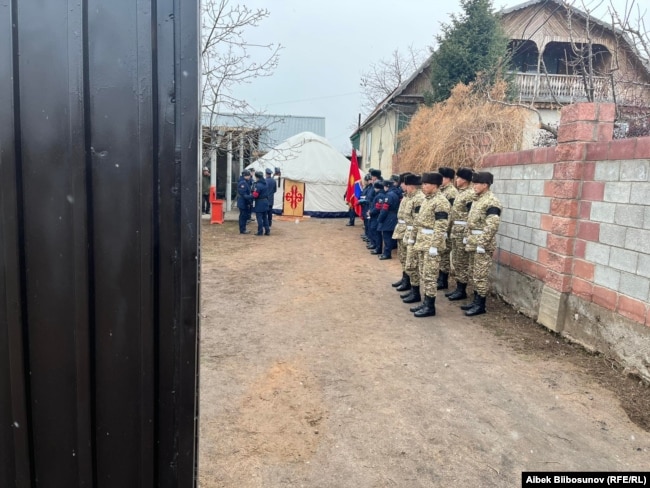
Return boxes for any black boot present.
[409,303,425,312]
[447,282,468,301]
[460,291,478,311]
[402,286,421,304]
[396,274,412,292]
[465,295,487,316]
[444,285,456,298]
[414,296,436,317]
[392,272,406,287]
[436,271,449,290]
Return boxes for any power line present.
[265,91,360,106]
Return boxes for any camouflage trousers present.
[468,250,493,296]
[418,250,440,298]
[439,238,451,274]
[405,245,420,286]
[397,240,407,269]
[451,237,471,283]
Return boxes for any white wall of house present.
[358,110,398,176]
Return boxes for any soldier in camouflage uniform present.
[391,173,413,289]
[408,173,451,318]
[437,167,459,291]
[445,167,477,301]
[461,171,502,316]
[400,177,426,301]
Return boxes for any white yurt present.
[246,131,349,217]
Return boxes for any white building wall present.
[358,111,398,177]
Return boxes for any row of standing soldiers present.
[357,167,502,317]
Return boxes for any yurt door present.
[283,179,305,217]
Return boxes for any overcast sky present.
[231,0,635,153]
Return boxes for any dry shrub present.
[396,81,526,173]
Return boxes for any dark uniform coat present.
[237,177,252,209]
[265,176,278,207]
[252,178,270,213]
[377,186,400,232]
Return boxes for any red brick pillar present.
[538,102,615,331]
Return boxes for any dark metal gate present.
[0,1,199,486]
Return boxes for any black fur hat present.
[472,171,494,185]
[399,172,412,184]
[438,167,455,179]
[404,174,421,186]
[370,169,382,178]
[456,167,474,182]
[421,172,443,186]
[373,181,384,189]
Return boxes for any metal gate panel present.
[0,0,199,486]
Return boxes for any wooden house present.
[351,0,650,169]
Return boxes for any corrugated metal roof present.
[202,112,326,151]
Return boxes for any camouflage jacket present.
[440,183,459,206]
[392,191,412,239]
[413,190,451,252]
[449,186,477,238]
[465,190,502,251]
[403,190,426,245]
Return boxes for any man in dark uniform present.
[368,180,385,255]
[202,166,211,215]
[377,178,400,260]
[247,168,256,222]
[265,167,277,227]
[252,171,271,236]
[344,191,356,226]
[358,174,372,242]
[236,170,252,234]
[364,169,382,246]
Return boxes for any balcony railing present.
[514,72,612,103]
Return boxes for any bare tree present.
[609,0,649,60]
[201,0,282,159]
[544,0,650,137]
[607,0,650,136]
[484,0,650,145]
[359,46,429,116]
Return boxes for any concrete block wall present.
[481,103,650,381]
[489,151,555,286]
[579,151,650,324]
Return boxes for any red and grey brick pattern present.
[483,103,650,328]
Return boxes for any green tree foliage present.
[428,0,510,103]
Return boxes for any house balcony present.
[513,72,612,104]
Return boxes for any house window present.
[508,39,539,73]
[543,42,611,75]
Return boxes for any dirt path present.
[198,217,650,488]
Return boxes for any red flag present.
[345,149,363,217]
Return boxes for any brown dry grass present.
[396,81,526,173]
